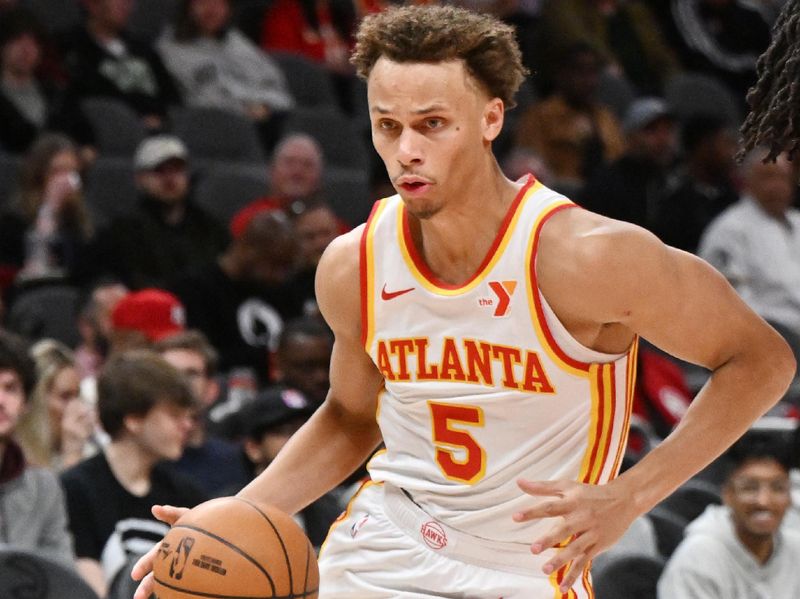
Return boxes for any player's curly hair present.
[351,5,527,109]
[739,0,800,162]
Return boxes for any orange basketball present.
[152,497,319,599]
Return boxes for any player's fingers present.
[527,520,571,554]
[133,571,155,599]
[152,504,189,525]
[543,533,592,574]
[558,554,592,594]
[131,545,159,581]
[517,478,565,497]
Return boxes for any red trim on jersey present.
[360,200,383,348]
[528,203,591,373]
[400,175,536,290]
[598,363,617,482]
[583,365,605,483]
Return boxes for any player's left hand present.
[514,478,638,592]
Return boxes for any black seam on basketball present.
[153,575,317,599]
[232,497,294,593]
[170,523,277,596]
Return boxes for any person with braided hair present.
[739,0,800,162]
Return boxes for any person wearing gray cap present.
[92,135,229,289]
[580,97,678,231]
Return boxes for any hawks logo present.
[478,281,517,317]
[420,521,447,550]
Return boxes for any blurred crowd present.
[0,0,799,598]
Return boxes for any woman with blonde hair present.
[17,339,98,469]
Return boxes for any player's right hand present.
[131,504,190,599]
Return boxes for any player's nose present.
[396,129,424,165]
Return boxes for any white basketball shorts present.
[318,482,595,598]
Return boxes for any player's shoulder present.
[315,225,365,332]
[539,205,665,277]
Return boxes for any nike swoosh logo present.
[381,284,415,300]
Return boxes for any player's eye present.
[426,118,443,129]
[377,120,398,131]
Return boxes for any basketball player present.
[133,6,795,598]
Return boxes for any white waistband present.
[381,484,555,576]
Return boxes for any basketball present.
[152,497,319,599]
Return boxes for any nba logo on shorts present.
[420,521,447,550]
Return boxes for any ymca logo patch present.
[478,281,517,317]
[420,521,447,550]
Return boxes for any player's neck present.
[411,164,521,286]
[105,439,156,497]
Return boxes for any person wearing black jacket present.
[60,0,181,131]
[92,135,229,289]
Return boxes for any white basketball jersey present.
[360,176,638,544]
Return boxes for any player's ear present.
[482,97,504,142]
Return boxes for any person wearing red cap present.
[108,288,186,353]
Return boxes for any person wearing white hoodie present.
[658,433,800,599]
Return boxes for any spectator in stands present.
[157,0,295,153]
[230,133,324,238]
[514,42,625,191]
[658,433,800,598]
[60,0,181,132]
[156,330,250,497]
[61,350,205,598]
[699,150,800,339]
[657,0,772,101]
[170,210,302,385]
[654,115,740,254]
[74,277,128,379]
[286,201,341,314]
[0,330,74,566]
[275,316,332,407]
[0,8,90,155]
[108,288,186,353]
[16,339,98,470]
[580,97,678,230]
[537,0,679,95]
[93,135,229,289]
[237,386,340,548]
[0,133,94,284]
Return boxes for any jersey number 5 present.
[428,402,486,484]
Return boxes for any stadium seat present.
[194,162,269,225]
[81,97,147,157]
[171,106,265,164]
[0,154,21,209]
[270,51,339,111]
[0,548,99,599]
[6,283,81,347]
[127,0,180,43]
[20,0,82,33]
[665,72,743,125]
[591,552,666,599]
[84,157,139,227]
[657,478,722,524]
[596,72,636,120]
[646,506,688,559]
[322,166,372,227]
[283,107,370,170]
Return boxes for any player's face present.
[723,458,791,541]
[368,57,503,220]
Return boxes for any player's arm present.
[516,210,795,590]
[236,227,384,513]
[133,229,383,599]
